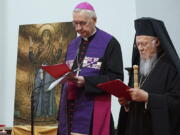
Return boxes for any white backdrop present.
[0,0,136,127]
[0,0,6,127]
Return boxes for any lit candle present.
[0,125,7,135]
[0,129,7,135]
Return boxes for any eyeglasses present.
[72,21,88,27]
[136,39,156,48]
[136,42,149,48]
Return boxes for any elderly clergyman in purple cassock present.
[57,2,124,135]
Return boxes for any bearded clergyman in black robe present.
[118,17,180,135]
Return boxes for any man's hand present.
[118,97,128,105]
[67,76,85,87]
[128,88,148,102]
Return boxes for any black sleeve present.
[84,37,124,95]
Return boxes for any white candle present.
[0,129,7,134]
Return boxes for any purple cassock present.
[58,28,112,135]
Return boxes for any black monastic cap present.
[135,17,162,37]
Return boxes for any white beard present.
[140,54,157,76]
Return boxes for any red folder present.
[41,63,71,79]
[97,79,131,100]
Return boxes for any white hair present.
[73,8,97,19]
[140,54,157,76]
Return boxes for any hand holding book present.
[97,79,132,101]
[41,58,101,91]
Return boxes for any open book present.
[41,63,72,79]
[41,59,101,91]
[41,63,76,91]
[97,79,131,100]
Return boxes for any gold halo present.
[38,24,55,39]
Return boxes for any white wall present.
[0,0,136,127]
[135,0,180,55]
[0,0,6,125]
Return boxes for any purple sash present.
[58,28,112,135]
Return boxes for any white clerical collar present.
[83,37,88,41]
[83,28,97,41]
